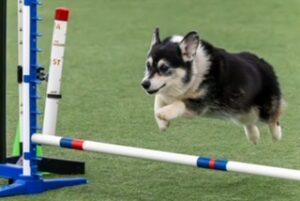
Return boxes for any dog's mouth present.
[147,84,166,94]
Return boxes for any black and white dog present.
[141,28,284,144]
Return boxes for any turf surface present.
[3,0,300,200]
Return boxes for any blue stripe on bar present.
[197,157,228,171]
[197,157,210,169]
[60,138,73,149]
[215,159,228,171]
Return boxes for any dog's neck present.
[188,42,211,94]
[173,42,211,100]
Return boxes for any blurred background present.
[3,0,300,200]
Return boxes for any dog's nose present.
[141,80,151,90]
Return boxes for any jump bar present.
[32,134,300,181]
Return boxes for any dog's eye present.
[146,62,151,70]
[159,65,169,73]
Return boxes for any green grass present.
[3,0,300,200]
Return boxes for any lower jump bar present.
[32,134,300,181]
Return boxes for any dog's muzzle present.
[141,81,166,94]
[141,80,151,90]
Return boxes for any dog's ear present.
[150,27,161,47]
[179,31,200,61]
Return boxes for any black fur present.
[147,36,282,123]
[185,40,282,122]
[148,38,192,80]
[149,38,185,68]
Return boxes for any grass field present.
[3,0,300,200]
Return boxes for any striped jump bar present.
[61,137,227,170]
[32,134,300,181]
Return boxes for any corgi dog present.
[141,28,284,144]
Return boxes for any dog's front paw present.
[157,119,170,132]
[155,107,172,122]
[156,111,168,122]
[155,108,172,131]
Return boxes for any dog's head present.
[141,28,200,95]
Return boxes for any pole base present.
[0,163,87,197]
[0,174,87,197]
[6,156,85,175]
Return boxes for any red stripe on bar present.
[71,140,84,150]
[209,159,216,169]
[55,7,70,21]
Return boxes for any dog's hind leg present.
[244,125,260,145]
[268,121,282,142]
[237,107,260,144]
[268,99,285,142]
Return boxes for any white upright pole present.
[17,0,23,143]
[42,8,70,136]
[22,2,31,176]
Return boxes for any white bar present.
[42,19,69,136]
[32,134,62,146]
[227,161,300,181]
[18,0,23,142]
[32,134,198,167]
[22,4,31,176]
[83,141,198,166]
[32,134,300,181]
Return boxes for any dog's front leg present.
[155,101,186,130]
[154,95,169,131]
